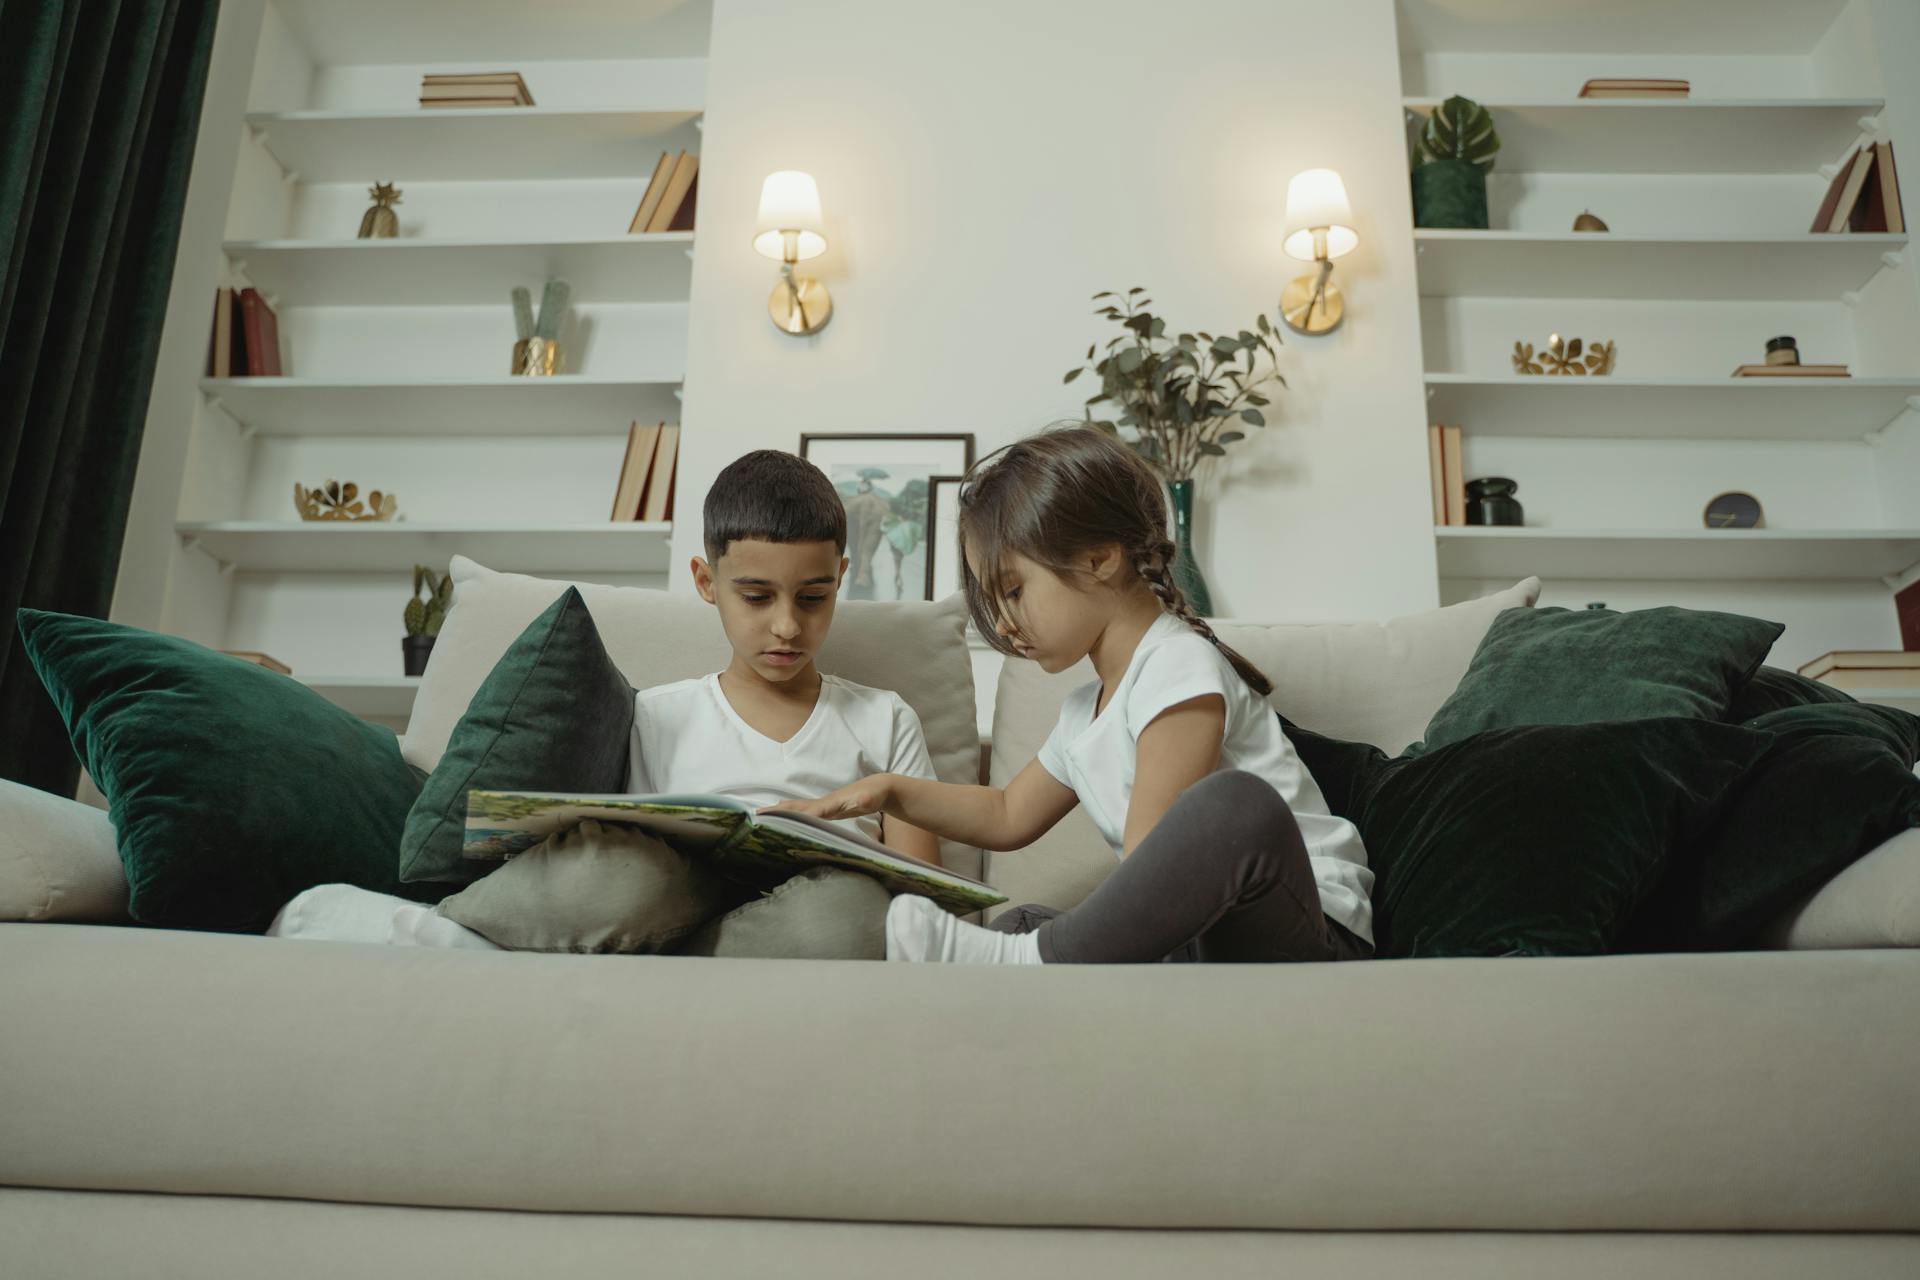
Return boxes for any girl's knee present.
[1186,769,1288,816]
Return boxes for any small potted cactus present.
[403,564,454,676]
[1412,94,1499,229]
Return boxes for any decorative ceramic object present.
[1412,95,1499,229]
[1465,476,1524,526]
[1513,335,1615,375]
[1766,335,1800,366]
[294,480,397,521]
[1572,210,1609,231]
[1704,491,1765,529]
[357,183,402,239]
[403,565,454,676]
[510,279,570,376]
[1166,477,1213,617]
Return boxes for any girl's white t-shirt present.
[1035,612,1375,944]
[626,672,936,841]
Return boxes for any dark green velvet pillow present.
[1413,605,1784,755]
[1278,714,1390,820]
[400,587,634,885]
[16,609,427,930]
[1362,718,1772,958]
[1725,664,1856,721]
[1625,702,1920,950]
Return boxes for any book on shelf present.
[1426,425,1447,526]
[1812,145,1880,233]
[418,71,532,106]
[465,789,1006,912]
[205,287,246,377]
[1803,668,1920,691]
[1441,425,1465,526]
[220,650,292,675]
[239,287,282,377]
[640,424,681,522]
[609,421,663,520]
[1578,78,1689,98]
[1730,363,1850,377]
[1851,141,1905,234]
[1897,578,1920,652]
[1798,649,1920,681]
[628,152,677,233]
[646,151,700,233]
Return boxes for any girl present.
[768,427,1374,965]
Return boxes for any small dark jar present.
[1465,476,1524,526]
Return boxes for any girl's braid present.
[1133,537,1275,698]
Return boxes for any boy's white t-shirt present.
[1035,612,1375,945]
[626,672,937,842]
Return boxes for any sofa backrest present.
[985,577,1542,912]
[402,558,984,879]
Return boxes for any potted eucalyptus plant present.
[1412,94,1499,229]
[402,564,453,676]
[1064,288,1286,616]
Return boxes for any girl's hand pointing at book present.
[762,777,892,822]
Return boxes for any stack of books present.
[610,422,681,522]
[1730,362,1850,378]
[205,286,282,377]
[1798,650,1920,691]
[419,71,534,108]
[1578,78,1690,99]
[1811,142,1904,233]
[220,651,293,675]
[628,150,700,233]
[1426,424,1465,526]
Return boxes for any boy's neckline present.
[712,667,826,747]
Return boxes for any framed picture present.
[799,433,975,602]
[924,474,967,602]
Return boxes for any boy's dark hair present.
[703,449,848,561]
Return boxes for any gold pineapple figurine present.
[357,182,402,239]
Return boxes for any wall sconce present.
[1281,168,1358,335]
[753,170,832,336]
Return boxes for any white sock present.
[267,884,500,951]
[885,894,1044,965]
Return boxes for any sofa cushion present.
[1725,664,1857,720]
[985,578,1541,912]
[1364,719,1772,958]
[1764,827,1920,948]
[15,610,426,930]
[403,558,982,879]
[1413,605,1784,755]
[0,778,128,923]
[438,820,736,953]
[1627,702,1920,950]
[401,588,633,885]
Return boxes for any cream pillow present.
[1762,827,1920,949]
[986,578,1543,913]
[402,558,983,878]
[0,777,130,922]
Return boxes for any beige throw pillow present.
[675,867,891,960]
[0,777,130,922]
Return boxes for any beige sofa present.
[5,561,1919,1278]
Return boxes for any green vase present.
[1166,478,1213,617]
[1412,159,1489,229]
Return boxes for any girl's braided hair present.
[957,426,1272,697]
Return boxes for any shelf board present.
[270,0,713,64]
[199,377,682,436]
[176,521,672,573]
[1402,99,1880,174]
[1397,0,1852,56]
[297,675,421,719]
[1414,230,1906,300]
[223,235,693,306]
[244,108,702,182]
[1422,375,1920,441]
[1434,527,1920,581]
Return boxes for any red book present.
[1898,578,1920,652]
[239,287,283,376]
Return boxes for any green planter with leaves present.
[1413,94,1499,229]
[403,564,454,676]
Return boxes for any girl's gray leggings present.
[990,769,1370,964]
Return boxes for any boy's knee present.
[677,868,890,960]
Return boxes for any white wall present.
[674,0,1439,624]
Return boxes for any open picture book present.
[465,790,1006,912]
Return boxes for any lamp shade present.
[753,170,827,260]
[1282,168,1358,260]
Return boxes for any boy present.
[270,450,940,956]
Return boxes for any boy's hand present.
[762,776,893,822]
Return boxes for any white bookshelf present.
[243,108,702,181]
[177,521,674,573]
[224,234,694,306]
[165,0,709,725]
[1403,98,1882,174]
[1423,375,1920,441]
[1413,231,1905,301]
[1402,0,1920,661]
[199,377,683,437]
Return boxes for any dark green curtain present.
[0,0,220,794]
